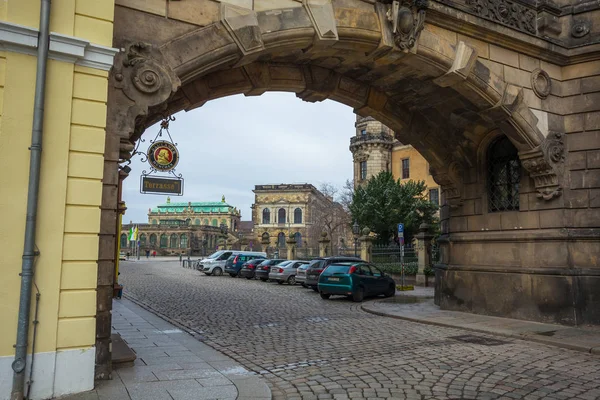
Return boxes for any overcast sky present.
[122,92,356,224]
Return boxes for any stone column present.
[286,234,297,260]
[318,232,331,257]
[415,223,434,286]
[359,231,374,262]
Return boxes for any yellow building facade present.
[350,116,440,206]
[0,1,117,399]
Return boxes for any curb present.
[361,302,600,356]
[122,294,272,399]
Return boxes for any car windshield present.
[297,265,309,270]
[278,261,292,267]
[307,259,324,269]
[206,251,224,259]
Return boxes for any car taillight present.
[263,266,269,270]
[249,265,255,269]
[349,266,357,274]
[315,269,323,274]
[278,268,284,273]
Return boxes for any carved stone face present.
[398,9,414,34]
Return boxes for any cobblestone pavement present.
[120,260,600,400]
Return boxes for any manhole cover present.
[449,334,509,346]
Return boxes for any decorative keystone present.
[480,84,523,122]
[220,3,264,56]
[433,41,478,88]
[303,0,339,43]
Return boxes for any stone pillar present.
[286,234,297,260]
[360,232,374,262]
[415,223,434,286]
[318,232,331,257]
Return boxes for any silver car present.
[295,263,310,286]
[268,260,309,285]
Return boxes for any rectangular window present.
[401,158,410,179]
[360,129,367,135]
[360,161,367,180]
[429,188,439,206]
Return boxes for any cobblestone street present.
[119,260,600,400]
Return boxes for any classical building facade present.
[252,184,350,253]
[351,115,441,205]
[121,198,242,255]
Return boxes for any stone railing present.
[349,133,394,150]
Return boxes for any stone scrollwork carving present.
[571,21,590,38]
[430,163,464,209]
[465,0,536,35]
[519,132,565,200]
[109,42,181,158]
[382,0,429,51]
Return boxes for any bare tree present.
[307,183,352,251]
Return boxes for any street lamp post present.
[352,221,360,258]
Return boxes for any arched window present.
[294,208,302,224]
[120,233,128,248]
[277,232,286,248]
[488,136,521,212]
[150,234,157,246]
[160,234,168,248]
[170,234,179,248]
[195,219,200,225]
[152,219,157,225]
[262,208,270,224]
[221,219,228,228]
[212,219,218,226]
[278,208,286,224]
[139,234,147,247]
[204,219,209,225]
[294,232,302,248]
[180,234,188,248]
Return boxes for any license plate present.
[271,268,278,272]
[328,277,339,281]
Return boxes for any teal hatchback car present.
[318,262,396,302]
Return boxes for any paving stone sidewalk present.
[60,298,271,400]
[362,287,600,355]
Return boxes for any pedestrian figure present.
[179,253,183,265]
[146,249,150,259]
[153,251,156,258]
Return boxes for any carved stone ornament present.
[109,42,181,158]
[571,21,590,38]
[519,132,565,200]
[384,0,429,51]
[430,164,463,209]
[531,69,551,99]
[465,0,536,35]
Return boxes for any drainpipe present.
[11,1,51,399]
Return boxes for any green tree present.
[349,171,438,244]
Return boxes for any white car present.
[197,250,266,276]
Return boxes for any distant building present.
[251,184,351,255]
[121,196,241,255]
[350,115,440,206]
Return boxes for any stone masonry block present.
[489,45,519,67]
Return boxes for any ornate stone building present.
[351,115,441,205]
[251,184,350,253]
[121,197,242,255]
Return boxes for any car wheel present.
[213,267,223,276]
[287,276,296,285]
[277,280,284,285]
[260,278,268,282]
[229,273,236,277]
[320,292,331,300]
[301,283,307,288]
[352,287,365,302]
[384,283,396,298]
[245,276,253,280]
[312,286,319,292]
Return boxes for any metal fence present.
[372,244,419,275]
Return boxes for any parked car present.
[254,259,286,281]
[224,253,266,277]
[197,250,266,276]
[268,260,309,285]
[318,262,396,302]
[295,263,310,286]
[119,251,127,261]
[305,256,362,291]
[239,258,271,279]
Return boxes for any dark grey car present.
[304,256,363,291]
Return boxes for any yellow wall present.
[391,145,440,200]
[0,0,114,360]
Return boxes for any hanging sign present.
[140,176,183,195]
[147,140,179,172]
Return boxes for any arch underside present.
[109,2,560,206]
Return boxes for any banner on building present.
[140,176,184,195]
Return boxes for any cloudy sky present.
[122,92,356,224]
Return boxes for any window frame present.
[360,161,367,180]
[401,158,410,179]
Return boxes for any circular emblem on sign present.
[147,141,179,171]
